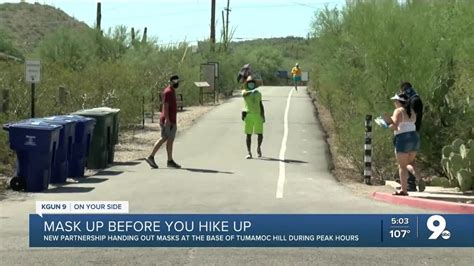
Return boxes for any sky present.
[1,0,346,45]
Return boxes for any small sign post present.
[25,60,41,118]
[194,81,210,105]
[302,72,309,82]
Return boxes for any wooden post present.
[0,89,9,113]
[58,86,67,106]
[225,0,230,46]
[210,0,216,51]
[31,83,35,118]
[221,10,226,45]
[214,85,217,105]
[142,96,145,129]
[199,88,203,105]
[150,89,154,123]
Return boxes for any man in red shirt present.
[145,75,181,169]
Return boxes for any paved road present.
[0,87,471,265]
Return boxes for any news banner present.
[30,201,473,247]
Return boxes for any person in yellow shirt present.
[291,63,302,91]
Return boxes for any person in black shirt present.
[399,82,424,192]
[400,82,423,132]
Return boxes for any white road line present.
[276,88,294,198]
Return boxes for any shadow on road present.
[258,157,308,164]
[94,170,124,176]
[112,161,141,166]
[181,168,234,175]
[45,187,95,193]
[69,177,108,184]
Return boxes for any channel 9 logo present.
[427,215,451,240]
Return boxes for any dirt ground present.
[0,105,215,191]
[114,106,214,162]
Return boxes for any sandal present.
[393,191,409,196]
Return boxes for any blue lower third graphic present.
[29,214,473,247]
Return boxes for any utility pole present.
[221,10,226,46]
[225,0,230,45]
[96,2,102,31]
[220,0,231,52]
[210,0,216,51]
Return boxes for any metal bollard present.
[364,115,372,185]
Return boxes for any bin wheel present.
[10,177,25,191]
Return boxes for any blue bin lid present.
[4,120,62,131]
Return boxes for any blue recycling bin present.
[60,115,96,177]
[3,120,61,192]
[41,116,77,183]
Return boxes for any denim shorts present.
[394,131,420,153]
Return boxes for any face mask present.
[172,82,179,89]
[246,82,256,90]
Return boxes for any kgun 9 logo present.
[427,215,451,240]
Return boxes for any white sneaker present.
[245,153,252,159]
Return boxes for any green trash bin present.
[72,108,115,169]
[89,107,120,163]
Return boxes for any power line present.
[103,9,209,21]
[292,0,345,8]
[231,3,294,9]
[228,1,343,9]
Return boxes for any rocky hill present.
[0,2,89,56]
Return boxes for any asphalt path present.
[0,86,471,265]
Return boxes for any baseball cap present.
[169,75,179,83]
[390,93,407,102]
[237,64,252,83]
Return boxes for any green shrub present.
[309,0,474,177]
